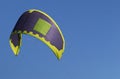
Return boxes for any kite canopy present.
[9,9,65,59]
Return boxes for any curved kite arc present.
[9,9,65,59]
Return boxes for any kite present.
[9,9,65,59]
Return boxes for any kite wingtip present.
[9,40,20,56]
[14,52,19,56]
[56,51,64,60]
[57,56,62,60]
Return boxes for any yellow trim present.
[9,40,20,56]
[10,30,64,59]
[28,9,65,53]
[10,9,65,60]
[9,33,22,56]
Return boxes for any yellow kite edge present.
[10,30,64,60]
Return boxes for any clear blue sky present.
[0,0,120,79]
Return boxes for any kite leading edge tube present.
[9,9,65,60]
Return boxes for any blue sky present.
[1,0,120,79]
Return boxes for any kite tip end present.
[53,48,65,60]
[57,56,62,60]
[56,52,63,60]
[9,40,20,56]
[14,53,19,56]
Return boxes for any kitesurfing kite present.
[9,9,65,59]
